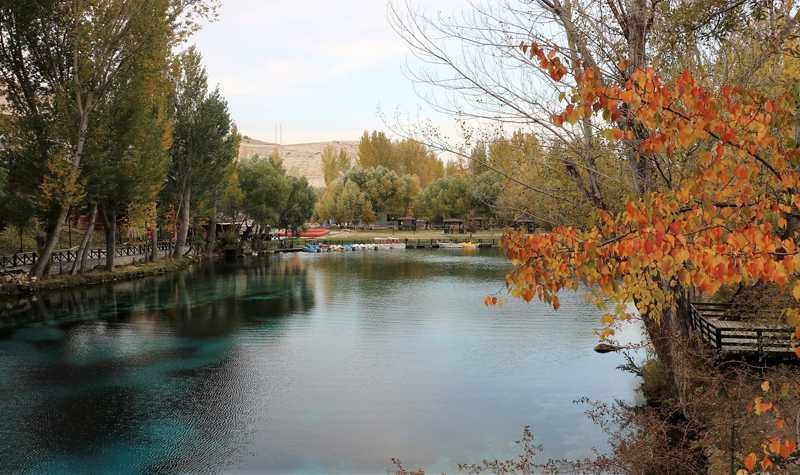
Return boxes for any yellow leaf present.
[792,281,800,300]
[762,380,770,393]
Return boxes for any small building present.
[514,218,535,233]
[393,216,417,231]
[443,218,465,234]
[467,217,490,232]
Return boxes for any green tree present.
[336,180,375,225]
[469,171,501,219]
[238,153,290,228]
[415,175,471,221]
[0,0,218,276]
[343,166,411,217]
[278,177,316,235]
[219,163,244,223]
[81,0,173,271]
[168,49,238,257]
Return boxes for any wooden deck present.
[690,302,796,357]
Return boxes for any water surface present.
[0,250,640,474]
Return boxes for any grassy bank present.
[0,258,193,300]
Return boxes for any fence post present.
[715,326,722,351]
[757,330,763,359]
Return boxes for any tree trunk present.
[104,208,117,272]
[29,101,92,278]
[150,203,159,263]
[174,183,191,258]
[30,206,69,278]
[71,203,98,275]
[206,200,218,256]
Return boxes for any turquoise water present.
[0,250,641,474]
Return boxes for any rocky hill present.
[239,137,358,188]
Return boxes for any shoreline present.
[0,258,194,302]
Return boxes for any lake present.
[0,249,641,474]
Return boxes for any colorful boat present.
[462,241,479,250]
[374,237,406,250]
[303,241,321,253]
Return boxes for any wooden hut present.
[467,217,490,232]
[443,218,465,234]
[393,216,417,231]
[514,218,535,233]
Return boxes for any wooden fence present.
[690,302,796,357]
[0,241,176,274]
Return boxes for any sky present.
[192,0,466,145]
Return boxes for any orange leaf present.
[768,437,781,454]
[754,397,773,415]
[744,452,757,471]
[761,455,773,471]
[781,439,797,459]
[735,165,748,180]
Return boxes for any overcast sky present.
[192,0,465,144]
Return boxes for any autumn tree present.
[468,142,489,176]
[357,131,395,170]
[493,43,800,471]
[356,130,444,187]
[321,144,352,186]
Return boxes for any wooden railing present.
[690,302,795,357]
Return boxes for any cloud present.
[210,38,407,99]
[193,0,469,142]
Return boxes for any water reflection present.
[0,251,640,474]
